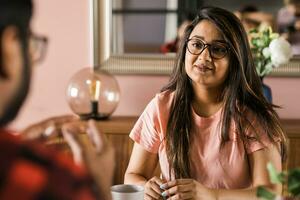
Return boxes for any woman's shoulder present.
[236,104,257,120]
[155,90,175,104]
[237,105,269,135]
[146,90,175,116]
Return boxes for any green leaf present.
[249,28,259,34]
[257,186,276,200]
[256,60,263,76]
[262,36,268,44]
[267,163,284,184]
[288,168,300,196]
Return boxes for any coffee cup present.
[111,184,144,200]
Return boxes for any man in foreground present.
[0,0,114,199]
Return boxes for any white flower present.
[256,39,265,47]
[262,47,271,58]
[269,37,293,67]
[250,27,292,77]
[263,62,273,74]
[274,195,283,200]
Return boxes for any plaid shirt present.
[0,129,100,200]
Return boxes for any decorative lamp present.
[66,68,120,120]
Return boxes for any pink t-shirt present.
[129,90,276,189]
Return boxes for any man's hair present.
[0,0,33,126]
[0,0,32,24]
[239,5,259,14]
[0,0,33,77]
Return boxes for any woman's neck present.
[192,86,224,117]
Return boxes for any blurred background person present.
[160,12,195,53]
[277,0,300,54]
[235,5,274,33]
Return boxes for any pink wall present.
[11,0,92,129]
[10,1,300,130]
[113,75,169,116]
[264,77,300,119]
[112,76,300,119]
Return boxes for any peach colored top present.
[129,90,276,189]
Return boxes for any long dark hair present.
[162,6,286,179]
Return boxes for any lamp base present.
[79,113,109,120]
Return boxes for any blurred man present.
[277,0,300,54]
[0,0,114,199]
[234,5,273,33]
[160,13,195,53]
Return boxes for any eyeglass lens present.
[187,39,228,59]
[29,34,48,63]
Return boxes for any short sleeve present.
[129,97,162,154]
[244,115,281,154]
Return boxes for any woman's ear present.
[0,26,22,80]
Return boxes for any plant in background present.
[257,163,300,200]
[249,26,293,77]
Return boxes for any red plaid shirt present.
[0,129,101,200]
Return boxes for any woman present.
[125,7,286,200]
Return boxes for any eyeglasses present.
[29,33,48,63]
[186,38,229,59]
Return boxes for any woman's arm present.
[212,143,282,200]
[249,142,282,192]
[125,142,165,199]
[161,143,282,200]
[124,142,159,185]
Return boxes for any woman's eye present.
[212,45,226,53]
[192,42,204,49]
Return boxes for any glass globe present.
[66,68,120,119]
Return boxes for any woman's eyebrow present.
[190,35,226,43]
[191,35,204,40]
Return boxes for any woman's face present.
[185,20,230,90]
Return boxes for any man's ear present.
[0,26,21,80]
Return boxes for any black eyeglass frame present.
[186,38,230,59]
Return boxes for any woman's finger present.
[160,179,193,190]
[145,187,162,199]
[144,176,165,199]
[144,193,159,200]
[166,192,193,200]
[162,183,195,197]
[150,181,163,194]
[152,176,164,186]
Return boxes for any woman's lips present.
[194,64,213,72]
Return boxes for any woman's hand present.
[160,179,217,200]
[144,176,165,200]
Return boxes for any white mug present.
[111,184,144,200]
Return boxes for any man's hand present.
[21,114,77,140]
[62,120,115,200]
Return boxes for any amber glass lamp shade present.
[66,68,120,119]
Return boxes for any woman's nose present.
[197,47,212,61]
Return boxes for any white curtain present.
[164,0,178,42]
[112,0,124,54]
